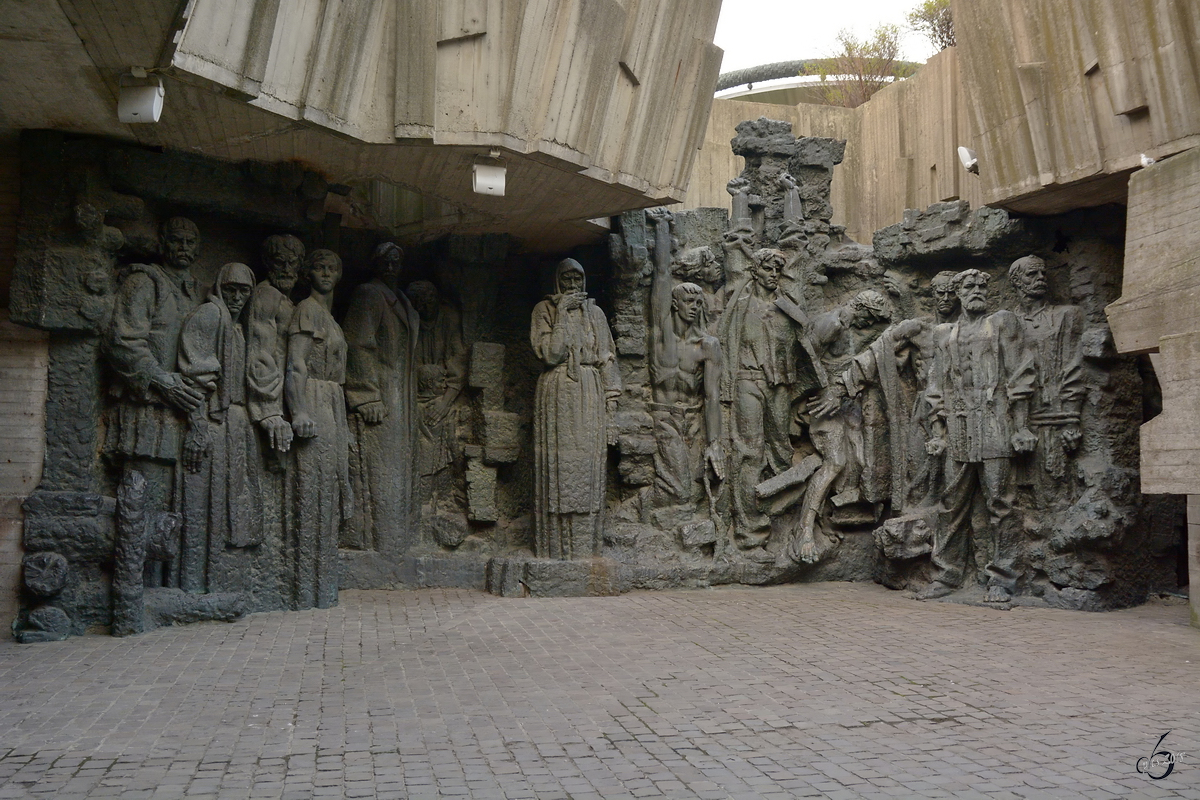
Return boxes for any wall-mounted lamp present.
[118,67,164,124]
[472,149,506,196]
[957,146,979,175]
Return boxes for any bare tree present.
[908,0,956,51]
[817,25,916,109]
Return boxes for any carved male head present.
[848,289,892,329]
[1008,255,1048,301]
[671,282,706,327]
[554,258,586,296]
[751,249,786,292]
[216,262,255,320]
[261,234,304,294]
[371,242,404,282]
[407,280,441,324]
[955,268,990,314]
[930,270,961,319]
[160,217,199,271]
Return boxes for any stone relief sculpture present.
[785,290,895,565]
[8,125,1183,632]
[919,269,1036,604]
[646,208,724,516]
[104,217,204,585]
[343,243,418,554]
[284,249,352,609]
[407,279,468,522]
[718,247,823,554]
[247,234,302,464]
[1009,255,1085,507]
[177,262,261,593]
[531,259,621,560]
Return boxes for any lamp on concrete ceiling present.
[473,150,506,196]
[118,67,164,124]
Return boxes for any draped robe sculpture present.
[531,260,621,560]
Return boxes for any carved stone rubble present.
[6,121,1183,638]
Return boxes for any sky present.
[714,0,939,74]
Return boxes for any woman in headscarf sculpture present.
[177,262,261,593]
[530,259,621,559]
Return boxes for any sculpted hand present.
[705,440,726,481]
[157,374,204,412]
[1062,424,1081,451]
[646,207,673,225]
[809,386,845,418]
[182,421,211,473]
[925,438,947,456]
[1012,427,1037,453]
[726,176,749,197]
[260,415,294,452]
[291,412,317,439]
[893,318,924,341]
[881,274,903,298]
[559,292,586,311]
[357,401,387,425]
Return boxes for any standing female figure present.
[284,249,351,609]
[177,262,260,594]
[530,259,621,559]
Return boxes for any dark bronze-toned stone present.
[15,606,71,644]
[919,270,1036,604]
[285,249,351,610]
[343,243,418,555]
[531,259,621,559]
[22,552,69,597]
[1009,255,1085,506]
[408,279,468,531]
[105,217,204,586]
[7,125,1182,632]
[178,262,263,595]
[646,209,724,519]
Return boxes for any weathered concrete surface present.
[687,1,1200,244]
[1103,119,1200,631]
[0,585,1196,798]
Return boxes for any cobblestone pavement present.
[0,583,1198,799]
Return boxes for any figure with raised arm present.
[646,208,724,512]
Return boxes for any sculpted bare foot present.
[917,581,955,600]
[786,525,836,564]
[985,586,1012,604]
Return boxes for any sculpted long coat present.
[530,291,620,559]
[177,271,262,592]
[105,262,201,461]
[286,297,351,610]
[245,281,295,426]
[342,279,418,554]
[924,311,1036,463]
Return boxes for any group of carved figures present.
[545,196,1085,605]
[104,218,464,611]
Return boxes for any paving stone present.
[0,586,1197,797]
